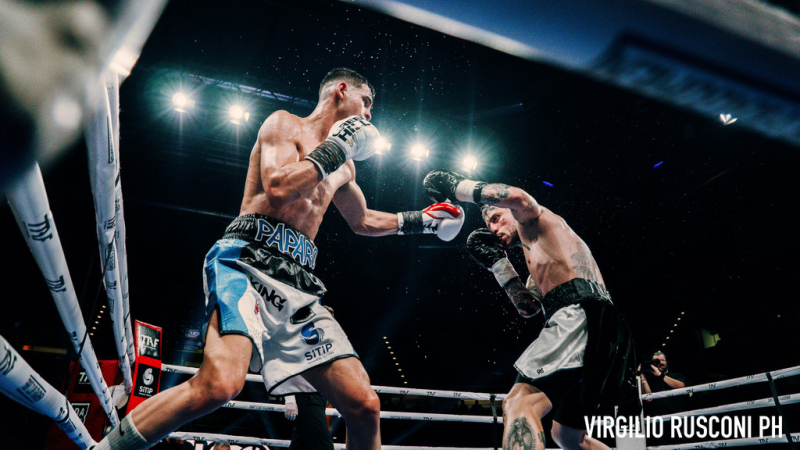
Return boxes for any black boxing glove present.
[466,228,519,287]
[423,169,487,203]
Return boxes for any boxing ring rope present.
[654,394,800,421]
[648,433,800,450]
[1,0,167,447]
[167,430,500,450]
[160,362,799,450]
[162,363,507,402]
[215,399,502,424]
[5,163,119,427]
[163,430,800,450]
[0,335,94,450]
[85,70,133,392]
[642,364,800,400]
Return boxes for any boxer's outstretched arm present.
[260,112,325,210]
[422,170,541,224]
[479,183,542,224]
[333,180,399,236]
[503,277,542,318]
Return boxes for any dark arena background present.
[2,0,800,448]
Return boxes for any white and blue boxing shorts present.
[202,214,357,395]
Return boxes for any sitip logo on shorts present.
[301,322,323,346]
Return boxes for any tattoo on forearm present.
[538,431,546,448]
[481,183,511,205]
[504,279,542,317]
[506,417,535,450]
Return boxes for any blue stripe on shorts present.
[204,239,250,339]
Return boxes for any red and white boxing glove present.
[397,203,465,242]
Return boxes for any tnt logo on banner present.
[134,363,160,399]
[137,324,160,359]
[74,370,94,394]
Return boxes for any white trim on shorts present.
[514,304,588,382]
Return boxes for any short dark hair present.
[481,204,497,222]
[320,68,375,99]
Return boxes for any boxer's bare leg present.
[502,383,552,450]
[303,357,381,450]
[94,309,252,449]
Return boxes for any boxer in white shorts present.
[92,68,465,450]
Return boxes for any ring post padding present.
[5,162,119,426]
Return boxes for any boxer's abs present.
[523,238,605,296]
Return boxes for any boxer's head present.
[482,205,519,248]
[320,68,375,121]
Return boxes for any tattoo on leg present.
[481,184,511,205]
[505,417,535,450]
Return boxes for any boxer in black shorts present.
[424,169,638,450]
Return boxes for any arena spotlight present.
[409,143,430,161]
[171,92,195,113]
[229,104,250,125]
[462,155,478,172]
[375,137,392,155]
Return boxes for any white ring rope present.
[86,70,133,392]
[0,335,95,449]
[162,364,506,402]
[168,431,501,450]
[647,433,800,450]
[161,362,800,450]
[5,163,119,427]
[642,365,800,400]
[218,400,503,424]
[650,393,800,422]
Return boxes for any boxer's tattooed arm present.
[481,183,511,205]
[505,417,535,450]
[538,431,546,448]
[503,278,542,318]
[570,241,598,281]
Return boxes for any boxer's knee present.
[344,389,381,428]
[192,353,247,408]
[504,384,550,418]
